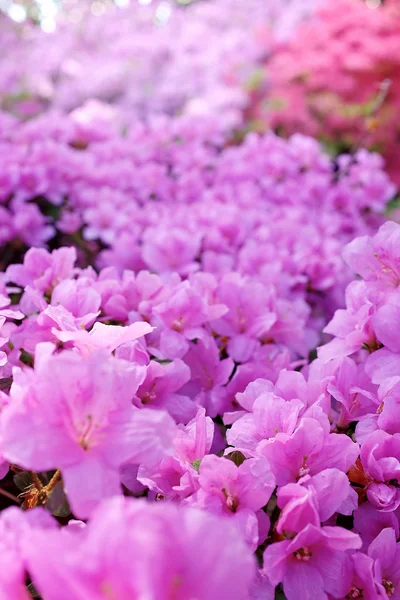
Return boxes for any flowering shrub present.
[0,101,395,596]
[0,110,394,313]
[0,2,399,598]
[251,0,400,184]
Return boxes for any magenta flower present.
[375,377,400,436]
[181,333,234,417]
[368,528,400,598]
[137,407,214,499]
[258,416,359,485]
[53,320,153,357]
[318,281,377,362]
[354,503,399,552]
[227,391,303,456]
[0,349,177,518]
[153,282,227,359]
[360,430,400,512]
[345,552,379,600]
[187,454,275,548]
[356,377,400,442]
[6,246,77,293]
[134,358,196,423]
[25,499,255,600]
[142,226,201,276]
[0,506,56,599]
[263,524,361,600]
[276,468,357,535]
[343,221,400,288]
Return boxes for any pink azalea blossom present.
[25,499,255,600]
[137,407,214,500]
[187,454,275,549]
[263,524,361,600]
[276,468,357,535]
[257,416,359,485]
[53,321,153,357]
[367,528,400,598]
[6,246,77,293]
[360,430,400,512]
[134,358,196,423]
[0,348,177,518]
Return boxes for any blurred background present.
[0,0,398,180]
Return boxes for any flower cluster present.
[250,0,400,184]
[0,0,320,128]
[0,2,399,599]
[0,109,394,323]
[1,226,400,597]
[0,146,394,598]
[0,500,256,599]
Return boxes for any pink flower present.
[134,358,196,423]
[263,524,361,600]
[53,320,153,357]
[373,303,400,353]
[258,416,359,485]
[343,222,400,288]
[327,357,378,428]
[50,278,101,328]
[0,349,176,518]
[187,454,275,548]
[142,226,201,276]
[0,506,56,599]
[354,503,399,552]
[318,281,378,362]
[137,407,214,499]
[181,333,234,417]
[153,281,226,359]
[366,348,400,385]
[227,391,303,456]
[6,246,76,293]
[276,468,357,535]
[25,498,255,600]
[360,430,400,512]
[212,275,277,363]
[367,528,400,598]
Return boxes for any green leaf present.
[8,293,22,306]
[151,358,172,365]
[308,348,318,363]
[265,97,287,111]
[385,195,400,215]
[191,459,202,472]
[19,349,34,368]
[245,67,265,92]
